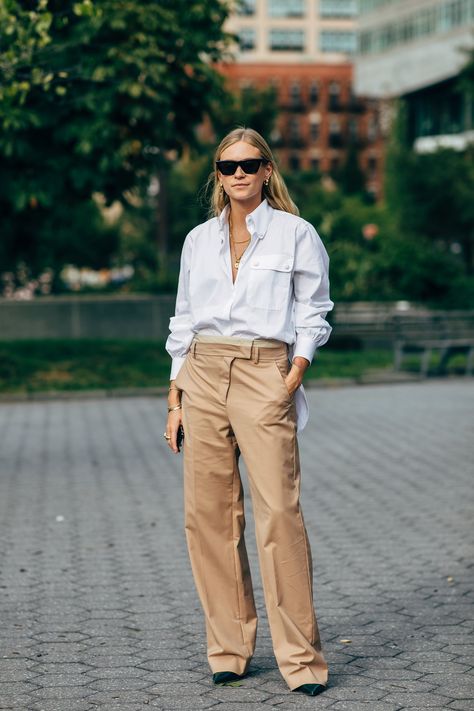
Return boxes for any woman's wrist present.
[291,356,310,373]
[168,381,181,407]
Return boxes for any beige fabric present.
[174,337,328,690]
[193,334,285,348]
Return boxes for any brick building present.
[204,0,384,198]
[215,61,383,197]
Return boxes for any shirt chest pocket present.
[247,253,293,311]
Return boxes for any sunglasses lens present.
[216,161,237,175]
[216,158,267,176]
[240,160,261,174]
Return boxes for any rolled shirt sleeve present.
[165,229,196,380]
[292,221,334,364]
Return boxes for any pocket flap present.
[250,254,293,272]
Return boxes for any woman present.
[164,126,333,697]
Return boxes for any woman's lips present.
[233,184,249,187]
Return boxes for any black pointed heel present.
[213,671,245,684]
[293,683,327,696]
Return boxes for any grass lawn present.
[0,339,467,395]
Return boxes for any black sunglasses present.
[215,158,269,176]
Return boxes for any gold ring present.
[163,432,171,440]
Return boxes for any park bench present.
[392,310,474,376]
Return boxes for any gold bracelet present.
[168,404,182,412]
[168,385,180,391]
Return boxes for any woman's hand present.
[165,409,183,454]
[284,356,310,396]
[165,380,183,454]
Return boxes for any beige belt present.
[193,334,285,348]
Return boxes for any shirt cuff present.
[292,337,318,365]
[170,356,186,381]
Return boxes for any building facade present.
[210,0,383,196]
[354,0,474,151]
[226,0,358,63]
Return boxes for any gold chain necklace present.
[229,212,250,270]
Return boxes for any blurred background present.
[1,0,473,393]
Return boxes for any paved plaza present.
[0,380,473,711]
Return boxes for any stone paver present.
[0,380,473,710]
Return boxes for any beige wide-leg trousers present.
[173,335,328,690]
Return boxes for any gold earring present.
[264,177,270,186]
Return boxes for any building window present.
[367,115,378,142]
[440,0,470,30]
[329,117,342,145]
[289,154,301,171]
[236,0,256,15]
[270,29,305,51]
[310,157,320,171]
[320,30,357,53]
[238,28,256,51]
[320,0,357,18]
[367,155,378,176]
[359,1,473,55]
[348,117,359,140]
[289,81,302,106]
[328,81,341,110]
[289,116,301,139]
[330,156,340,173]
[309,80,319,105]
[310,122,319,141]
[269,0,305,17]
[238,78,255,90]
[359,0,396,14]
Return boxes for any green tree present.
[385,99,474,278]
[0,0,234,278]
[208,82,279,141]
[337,143,367,197]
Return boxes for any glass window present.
[269,0,305,18]
[290,81,301,98]
[289,154,301,171]
[359,1,473,54]
[236,0,256,15]
[289,116,301,138]
[310,157,320,171]
[348,117,359,139]
[320,30,357,53]
[328,81,341,109]
[309,80,319,105]
[330,156,340,172]
[270,29,305,50]
[320,0,357,18]
[367,115,378,141]
[310,122,319,141]
[238,28,256,51]
[368,156,378,175]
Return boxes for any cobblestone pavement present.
[0,380,473,711]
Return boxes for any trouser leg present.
[227,352,329,690]
[176,353,257,674]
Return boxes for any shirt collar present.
[218,198,273,240]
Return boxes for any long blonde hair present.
[205,126,299,219]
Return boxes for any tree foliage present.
[385,99,474,278]
[0,0,234,273]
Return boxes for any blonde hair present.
[205,126,299,219]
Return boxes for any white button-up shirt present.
[166,198,334,431]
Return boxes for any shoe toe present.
[212,671,244,684]
[293,683,327,696]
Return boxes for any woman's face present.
[217,141,272,205]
